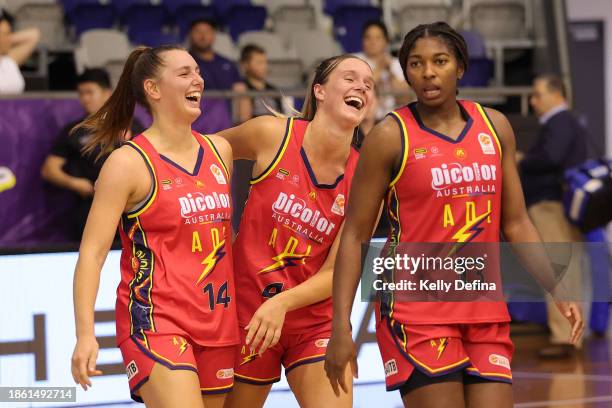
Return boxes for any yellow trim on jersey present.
[199,133,230,179]
[125,141,158,219]
[234,373,281,383]
[408,354,471,374]
[250,117,294,185]
[389,111,410,187]
[285,353,327,370]
[475,103,503,159]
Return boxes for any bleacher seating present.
[464,0,532,40]
[74,29,130,85]
[289,29,342,72]
[389,0,453,40]
[331,4,381,52]
[12,1,66,50]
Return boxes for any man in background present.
[41,68,144,241]
[520,73,588,358]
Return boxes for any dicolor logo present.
[179,192,231,218]
[272,192,336,235]
[430,163,497,190]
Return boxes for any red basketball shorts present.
[234,322,331,385]
[119,331,236,402]
[376,316,514,391]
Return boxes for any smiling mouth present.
[186,91,201,103]
[344,96,364,110]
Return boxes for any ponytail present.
[75,44,183,159]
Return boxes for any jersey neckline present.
[409,101,473,144]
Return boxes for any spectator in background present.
[354,20,408,120]
[188,18,248,123]
[240,44,289,120]
[0,8,39,94]
[189,18,244,92]
[41,68,144,241]
[520,73,588,358]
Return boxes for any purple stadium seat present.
[458,30,494,87]
[224,5,267,41]
[332,6,381,53]
[63,0,116,37]
[131,30,181,47]
[167,1,218,39]
[212,0,251,19]
[119,1,171,45]
[459,58,493,87]
[323,0,374,15]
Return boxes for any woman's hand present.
[71,334,103,390]
[245,295,288,355]
[324,327,357,397]
[554,301,584,345]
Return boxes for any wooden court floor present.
[511,326,612,408]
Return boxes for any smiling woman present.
[70,46,239,408]
[218,55,374,408]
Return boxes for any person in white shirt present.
[0,9,40,94]
[354,20,409,120]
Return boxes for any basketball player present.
[70,46,238,408]
[219,55,374,407]
[324,23,584,407]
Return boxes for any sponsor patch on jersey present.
[455,148,467,159]
[384,359,398,377]
[431,146,440,154]
[292,175,300,185]
[308,191,317,201]
[210,164,227,184]
[331,194,345,216]
[161,179,173,190]
[195,180,205,188]
[314,338,329,348]
[126,360,138,381]
[488,354,510,369]
[414,147,428,160]
[216,368,234,379]
[478,133,496,155]
[279,168,290,176]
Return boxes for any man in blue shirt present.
[521,74,588,358]
[189,18,243,91]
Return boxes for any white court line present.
[515,395,612,407]
[513,371,612,382]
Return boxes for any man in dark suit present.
[520,74,587,358]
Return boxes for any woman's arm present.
[216,115,286,171]
[486,107,584,345]
[325,116,402,395]
[8,27,40,66]
[71,146,149,390]
[246,223,344,355]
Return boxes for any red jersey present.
[233,118,359,333]
[116,132,239,346]
[381,100,510,324]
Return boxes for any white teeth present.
[186,92,201,101]
[344,96,363,109]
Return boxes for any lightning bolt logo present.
[452,210,491,244]
[430,338,448,360]
[173,336,188,355]
[197,228,226,284]
[239,345,259,365]
[259,236,311,274]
